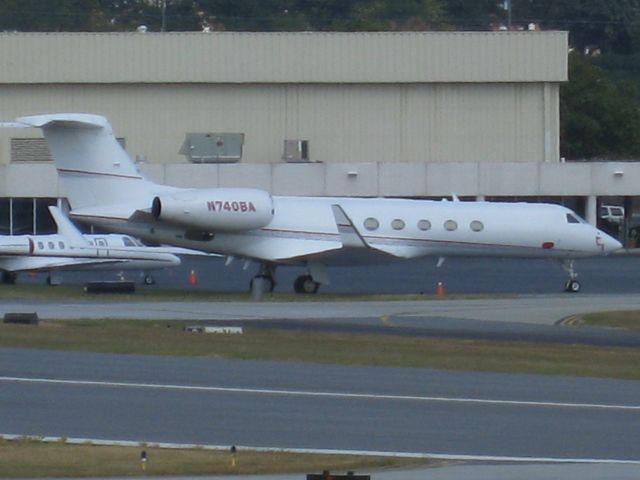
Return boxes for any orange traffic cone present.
[188,269,198,285]
[436,281,445,297]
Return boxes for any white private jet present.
[0,113,622,293]
[0,205,182,285]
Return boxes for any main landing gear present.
[561,259,581,293]
[249,264,322,296]
[294,274,320,294]
[250,264,276,297]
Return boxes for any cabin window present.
[391,219,405,230]
[122,237,136,247]
[58,241,65,249]
[47,241,55,249]
[566,213,580,224]
[37,241,44,249]
[363,217,379,231]
[470,220,484,232]
[417,219,431,231]
[444,220,458,231]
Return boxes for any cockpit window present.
[566,213,580,224]
[122,237,136,247]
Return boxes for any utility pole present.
[161,0,167,32]
[501,0,512,30]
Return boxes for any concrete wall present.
[3,161,639,198]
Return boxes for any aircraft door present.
[95,237,109,257]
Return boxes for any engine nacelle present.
[151,188,274,232]
[0,237,32,255]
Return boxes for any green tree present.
[0,0,105,31]
[444,0,498,30]
[192,0,307,31]
[561,53,640,159]
[319,0,449,31]
[512,0,640,54]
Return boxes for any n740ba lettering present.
[0,113,622,294]
[207,200,257,213]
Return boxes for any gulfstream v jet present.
[1,113,622,293]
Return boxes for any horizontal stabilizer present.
[128,209,155,224]
[7,113,108,130]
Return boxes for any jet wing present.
[0,256,133,273]
[238,238,342,263]
[331,204,426,259]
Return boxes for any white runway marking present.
[1,375,639,411]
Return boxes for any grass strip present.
[577,310,640,331]
[0,284,509,302]
[2,319,640,379]
[0,438,428,478]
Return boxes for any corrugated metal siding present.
[0,82,557,166]
[0,31,567,84]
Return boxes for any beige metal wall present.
[0,81,558,166]
[0,32,567,84]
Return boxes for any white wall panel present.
[272,164,326,196]
[539,163,591,195]
[4,162,640,198]
[378,163,427,197]
[591,162,640,196]
[218,164,272,190]
[426,163,480,196]
[162,164,220,188]
[478,163,539,196]
[325,163,378,196]
[4,164,59,197]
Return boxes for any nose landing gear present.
[561,259,581,293]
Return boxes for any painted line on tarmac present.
[2,433,640,465]
[2,375,640,411]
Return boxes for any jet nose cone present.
[598,231,623,253]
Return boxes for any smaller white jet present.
[0,206,184,285]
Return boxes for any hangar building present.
[0,31,636,237]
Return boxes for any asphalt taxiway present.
[3,294,640,347]
[1,347,640,463]
[4,256,640,478]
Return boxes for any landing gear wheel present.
[560,259,581,294]
[250,274,275,293]
[564,279,581,293]
[143,275,155,285]
[294,275,320,294]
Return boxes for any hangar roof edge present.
[0,31,567,84]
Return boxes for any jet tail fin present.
[48,206,89,247]
[1,114,176,210]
